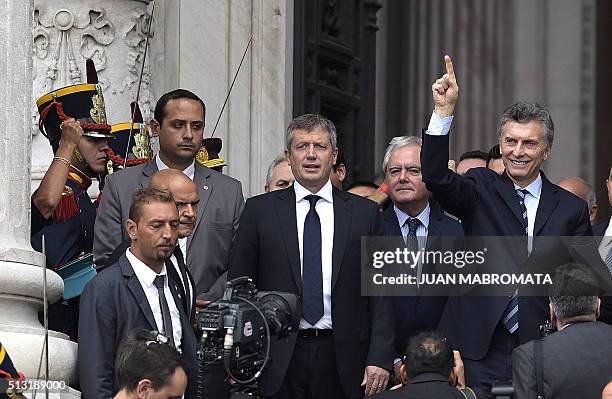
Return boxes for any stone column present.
[179,0,292,197]
[0,0,78,389]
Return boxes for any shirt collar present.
[126,248,168,288]
[394,203,431,230]
[293,179,334,204]
[513,173,542,199]
[155,154,195,180]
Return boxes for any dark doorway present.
[293,0,382,186]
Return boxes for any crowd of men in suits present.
[27,55,612,399]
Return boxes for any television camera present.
[196,277,299,398]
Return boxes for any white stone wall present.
[174,0,292,197]
[31,0,293,199]
[31,0,156,195]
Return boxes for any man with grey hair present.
[228,113,394,398]
[512,263,612,399]
[421,56,595,398]
[381,135,463,382]
[265,155,295,192]
[557,177,598,224]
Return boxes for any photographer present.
[512,263,612,399]
[372,331,473,399]
[114,329,189,399]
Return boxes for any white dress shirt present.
[394,204,431,288]
[156,154,195,180]
[126,248,183,351]
[599,217,612,262]
[294,179,334,330]
[513,176,542,240]
[394,204,430,248]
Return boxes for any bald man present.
[557,177,598,224]
[603,381,612,399]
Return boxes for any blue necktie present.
[405,218,421,252]
[501,189,529,334]
[302,195,323,325]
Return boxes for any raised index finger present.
[445,55,455,77]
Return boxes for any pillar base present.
[0,255,78,386]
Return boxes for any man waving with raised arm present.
[421,56,597,399]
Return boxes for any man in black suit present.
[594,164,612,260]
[421,56,600,398]
[594,165,612,324]
[79,188,198,399]
[227,114,395,399]
[372,331,469,399]
[513,263,612,399]
[380,135,463,381]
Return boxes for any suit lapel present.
[141,160,159,185]
[165,258,189,318]
[332,188,350,290]
[382,206,403,236]
[426,205,443,250]
[494,172,525,230]
[533,174,559,236]
[276,188,303,294]
[121,256,158,330]
[167,277,188,321]
[188,163,212,250]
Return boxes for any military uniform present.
[0,342,24,399]
[31,59,113,339]
[196,137,227,173]
[31,169,97,268]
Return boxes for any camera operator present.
[114,329,189,399]
[372,331,473,399]
[512,263,612,399]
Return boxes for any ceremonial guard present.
[0,342,25,399]
[31,59,113,339]
[196,137,227,173]
[105,102,153,177]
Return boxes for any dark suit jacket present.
[382,204,463,355]
[421,132,603,360]
[78,254,198,399]
[227,186,395,398]
[371,373,465,399]
[592,221,609,243]
[94,160,244,301]
[99,239,197,322]
[512,321,612,399]
[592,221,612,324]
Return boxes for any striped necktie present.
[500,189,530,334]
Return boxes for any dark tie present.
[302,195,323,325]
[501,189,529,334]
[173,246,191,317]
[516,189,529,235]
[153,275,175,347]
[405,218,421,252]
[606,246,612,275]
[406,218,422,289]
